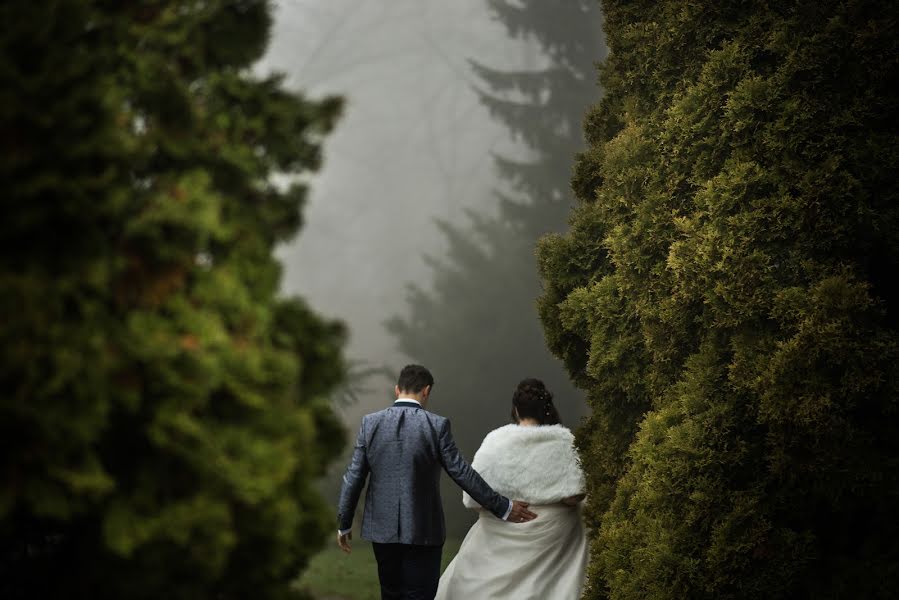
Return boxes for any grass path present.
[296,537,462,600]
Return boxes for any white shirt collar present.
[395,397,421,406]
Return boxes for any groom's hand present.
[509,500,538,523]
[337,530,352,554]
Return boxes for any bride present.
[435,378,588,599]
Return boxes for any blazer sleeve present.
[437,418,510,519]
[337,418,370,532]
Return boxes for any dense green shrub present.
[537,1,899,598]
[0,2,345,598]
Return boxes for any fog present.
[258,0,602,492]
[257,0,604,533]
[259,0,529,410]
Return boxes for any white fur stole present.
[462,424,585,508]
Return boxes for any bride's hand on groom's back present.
[509,500,538,523]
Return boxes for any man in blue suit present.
[337,364,537,599]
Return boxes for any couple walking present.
[337,364,588,599]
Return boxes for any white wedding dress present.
[435,424,588,600]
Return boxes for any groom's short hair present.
[397,364,434,394]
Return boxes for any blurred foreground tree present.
[538,0,899,598]
[0,1,345,598]
[386,0,605,535]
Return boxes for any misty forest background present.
[1,1,897,600]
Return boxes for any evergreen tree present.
[538,0,899,597]
[386,0,605,535]
[0,2,344,598]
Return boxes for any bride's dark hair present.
[511,378,561,426]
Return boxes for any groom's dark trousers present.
[372,543,442,600]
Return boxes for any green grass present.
[295,537,462,600]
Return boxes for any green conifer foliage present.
[537,1,898,597]
[0,2,345,598]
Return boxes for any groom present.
[337,364,537,599]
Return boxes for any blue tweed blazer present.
[337,400,511,546]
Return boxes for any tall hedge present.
[0,2,345,598]
[537,1,899,598]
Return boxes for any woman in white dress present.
[435,378,588,600]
